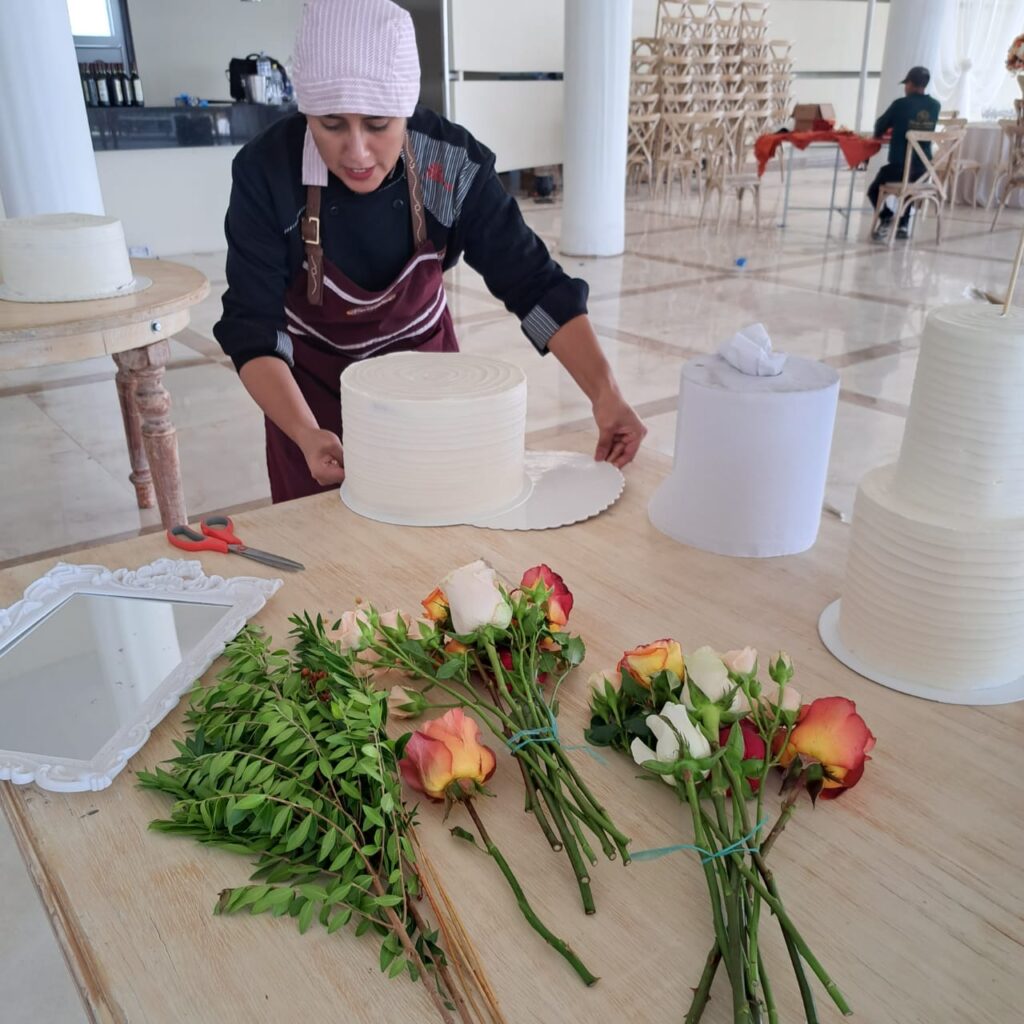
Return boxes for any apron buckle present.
[301,215,321,246]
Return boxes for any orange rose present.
[421,586,449,622]
[521,564,574,628]
[617,639,685,689]
[775,697,875,799]
[399,708,497,801]
[444,638,470,655]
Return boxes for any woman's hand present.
[297,427,346,485]
[593,390,647,468]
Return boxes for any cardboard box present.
[793,103,836,132]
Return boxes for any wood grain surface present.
[1,433,1021,1024]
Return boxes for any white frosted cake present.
[838,303,1024,690]
[340,352,528,523]
[0,213,136,302]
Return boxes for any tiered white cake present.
[838,303,1024,691]
[340,352,528,524]
[0,214,136,302]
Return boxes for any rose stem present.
[682,774,742,1004]
[464,800,599,986]
[756,948,778,1024]
[684,944,721,1024]
[534,781,596,914]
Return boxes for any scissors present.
[167,515,305,572]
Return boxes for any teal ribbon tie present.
[504,705,608,764]
[632,817,769,864]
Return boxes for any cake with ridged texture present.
[339,352,530,525]
[820,302,1024,704]
[0,213,149,302]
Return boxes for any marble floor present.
[2,162,1023,1020]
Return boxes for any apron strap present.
[403,134,427,249]
[301,138,426,307]
[301,185,324,306]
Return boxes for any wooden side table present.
[0,260,210,530]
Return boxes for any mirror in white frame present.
[0,558,282,792]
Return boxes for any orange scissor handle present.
[167,524,229,554]
[201,515,244,547]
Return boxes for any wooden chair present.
[627,111,661,193]
[699,113,762,230]
[937,117,981,207]
[991,123,1024,230]
[656,111,717,205]
[870,129,964,246]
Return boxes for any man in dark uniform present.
[868,66,942,241]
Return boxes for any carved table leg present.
[112,353,155,509]
[110,340,187,529]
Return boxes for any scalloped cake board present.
[818,600,1024,706]
[340,450,625,531]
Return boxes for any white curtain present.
[931,0,1024,119]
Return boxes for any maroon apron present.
[266,135,459,502]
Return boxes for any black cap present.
[901,66,930,88]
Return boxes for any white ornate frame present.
[0,559,282,793]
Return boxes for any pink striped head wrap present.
[292,0,421,185]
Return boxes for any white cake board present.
[472,450,624,531]
[818,600,1024,706]
[340,450,624,531]
[0,275,153,303]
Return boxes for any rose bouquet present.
[326,559,631,915]
[587,642,874,1023]
[1006,32,1024,72]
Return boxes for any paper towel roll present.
[649,354,840,557]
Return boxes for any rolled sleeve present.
[459,165,588,355]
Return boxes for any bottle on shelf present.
[118,64,131,106]
[79,64,91,106]
[94,62,111,107]
[108,62,124,106]
[130,63,144,106]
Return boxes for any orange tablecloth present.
[755,130,883,176]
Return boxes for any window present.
[67,0,135,67]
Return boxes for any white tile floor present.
[2,162,1023,1020]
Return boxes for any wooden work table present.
[1,436,1020,1024]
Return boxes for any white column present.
[561,0,632,257]
[0,0,104,217]
[875,0,956,121]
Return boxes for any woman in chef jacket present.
[214,0,647,502]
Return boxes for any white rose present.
[686,645,750,714]
[721,646,757,676]
[630,702,712,786]
[441,560,513,635]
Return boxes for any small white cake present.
[0,213,137,302]
[340,352,528,523]
[838,303,1024,690]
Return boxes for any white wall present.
[450,0,564,71]
[95,146,237,255]
[128,0,303,106]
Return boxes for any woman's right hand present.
[297,427,346,486]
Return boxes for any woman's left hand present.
[592,391,647,468]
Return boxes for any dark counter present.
[87,103,297,151]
